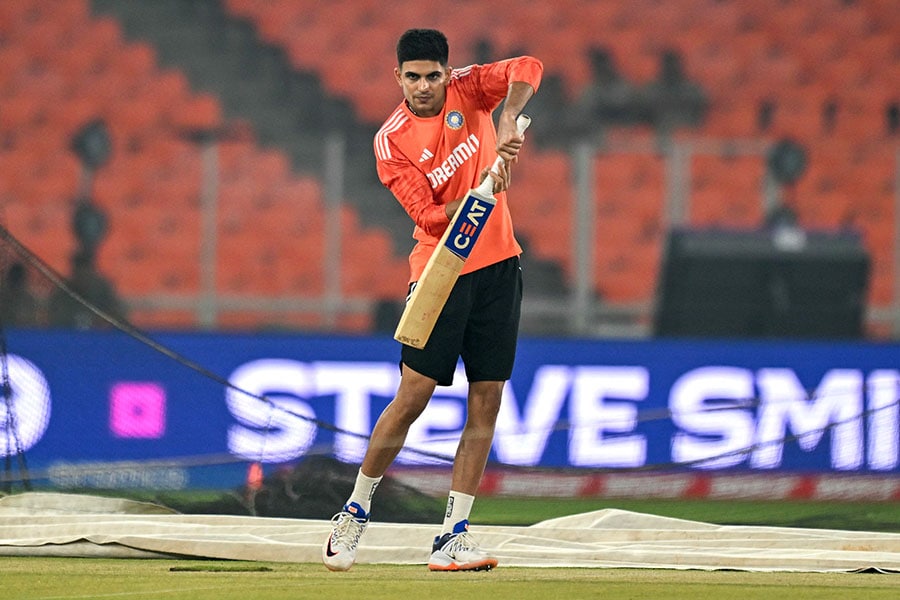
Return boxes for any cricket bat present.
[394,114,532,349]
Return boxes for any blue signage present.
[2,329,898,489]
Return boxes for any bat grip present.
[476,114,532,196]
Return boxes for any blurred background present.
[0,0,896,338]
[0,0,898,514]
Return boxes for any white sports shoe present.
[428,520,498,571]
[322,502,369,572]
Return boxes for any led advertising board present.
[2,330,897,488]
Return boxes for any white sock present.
[441,490,475,535]
[346,470,382,514]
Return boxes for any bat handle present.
[478,114,532,195]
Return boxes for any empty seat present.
[6,0,899,331]
[171,93,222,131]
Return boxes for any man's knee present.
[390,364,438,422]
[467,381,504,421]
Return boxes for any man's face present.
[395,60,450,118]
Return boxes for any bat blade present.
[393,114,531,349]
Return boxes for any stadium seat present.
[5,0,899,332]
[126,309,199,330]
[171,93,222,132]
[111,42,159,83]
[594,237,661,303]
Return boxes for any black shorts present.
[401,256,522,386]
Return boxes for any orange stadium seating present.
[0,0,409,332]
[219,0,897,321]
[1,0,898,334]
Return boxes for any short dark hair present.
[396,29,448,66]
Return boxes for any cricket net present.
[2,222,899,529]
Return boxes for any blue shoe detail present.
[343,501,370,522]
[432,519,470,552]
[452,519,469,534]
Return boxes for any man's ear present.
[394,66,402,86]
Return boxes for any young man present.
[323,28,542,572]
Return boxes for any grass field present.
[2,495,898,599]
[470,496,900,532]
[3,558,898,600]
[113,489,900,532]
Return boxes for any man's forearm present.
[496,81,535,162]
[500,81,535,121]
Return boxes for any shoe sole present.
[428,558,498,572]
[322,551,354,572]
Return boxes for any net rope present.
[1,222,897,490]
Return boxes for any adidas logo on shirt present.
[418,148,434,162]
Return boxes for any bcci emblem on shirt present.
[446,111,464,130]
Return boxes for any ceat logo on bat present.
[445,195,494,259]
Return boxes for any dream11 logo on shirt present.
[426,134,481,188]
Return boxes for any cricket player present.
[324,28,542,572]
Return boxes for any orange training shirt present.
[374,56,543,282]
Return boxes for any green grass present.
[70,488,900,533]
[470,497,900,532]
[2,559,897,600]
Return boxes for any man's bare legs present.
[360,363,436,477]
[327,364,504,571]
[431,379,503,571]
[450,380,503,494]
[323,363,435,571]
[360,366,502,491]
